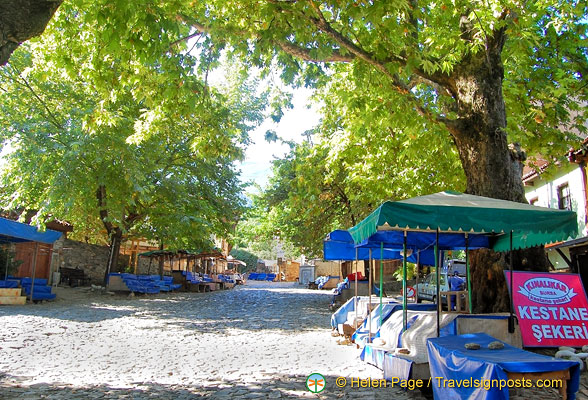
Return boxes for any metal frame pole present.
[466,233,472,313]
[435,228,440,337]
[403,231,408,332]
[509,231,515,333]
[379,242,383,326]
[368,248,373,343]
[354,247,358,316]
[415,250,420,303]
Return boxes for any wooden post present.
[30,242,39,303]
[133,241,139,274]
[3,244,8,281]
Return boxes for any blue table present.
[427,333,580,400]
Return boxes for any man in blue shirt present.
[448,271,465,311]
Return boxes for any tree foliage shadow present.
[0,371,434,399]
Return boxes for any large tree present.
[180,1,586,311]
[0,2,265,279]
[0,0,61,65]
[184,0,586,199]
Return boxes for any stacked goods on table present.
[107,273,181,294]
[248,273,276,281]
[6,277,56,302]
[0,280,26,305]
[216,274,236,289]
[180,271,211,292]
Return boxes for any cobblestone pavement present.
[1,282,587,399]
[0,282,429,399]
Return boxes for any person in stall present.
[448,271,465,311]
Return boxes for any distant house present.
[523,140,588,287]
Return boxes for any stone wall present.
[52,238,153,285]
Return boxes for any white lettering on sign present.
[532,323,588,343]
[517,305,588,321]
[518,277,577,305]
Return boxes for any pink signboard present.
[505,271,588,347]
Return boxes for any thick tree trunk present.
[158,242,164,278]
[0,0,62,65]
[103,228,122,286]
[97,185,125,286]
[442,31,549,312]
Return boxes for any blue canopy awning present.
[324,230,436,265]
[0,217,62,244]
[356,230,490,251]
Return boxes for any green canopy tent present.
[348,191,578,335]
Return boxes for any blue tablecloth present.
[427,333,581,400]
[383,354,414,381]
[330,296,361,329]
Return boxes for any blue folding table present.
[427,333,580,400]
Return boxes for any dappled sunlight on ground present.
[1,281,406,399]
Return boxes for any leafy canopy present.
[0,1,266,249]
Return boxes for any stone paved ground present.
[0,282,428,399]
[1,281,587,399]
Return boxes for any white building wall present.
[524,164,587,237]
[525,164,587,270]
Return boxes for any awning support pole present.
[415,251,420,303]
[379,241,383,327]
[403,231,408,332]
[3,245,8,281]
[30,242,39,303]
[354,247,358,315]
[368,248,372,343]
[466,233,472,313]
[509,231,515,333]
[435,228,440,337]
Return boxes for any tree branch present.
[96,185,114,235]
[275,40,354,62]
[170,31,202,48]
[8,65,64,130]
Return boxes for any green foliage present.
[182,0,586,153]
[232,195,301,260]
[0,246,22,278]
[183,0,586,256]
[392,263,416,282]
[247,126,463,257]
[229,248,259,273]
[0,1,266,250]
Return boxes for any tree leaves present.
[0,1,266,249]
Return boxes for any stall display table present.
[427,333,580,400]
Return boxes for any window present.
[529,197,539,206]
[558,184,571,210]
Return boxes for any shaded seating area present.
[247,272,276,281]
[181,271,211,292]
[0,217,62,304]
[139,248,236,292]
[9,277,56,301]
[107,273,181,294]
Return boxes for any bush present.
[0,246,22,279]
